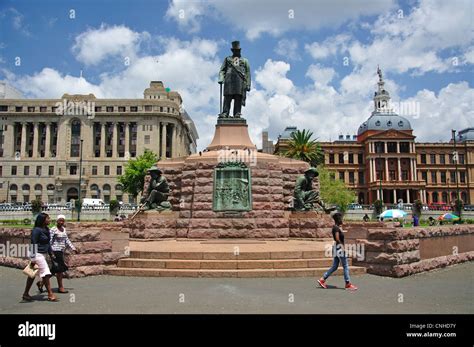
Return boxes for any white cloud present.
[305,34,351,60]
[255,59,294,95]
[406,82,474,142]
[72,24,150,66]
[274,39,300,61]
[1,8,31,36]
[306,64,336,86]
[166,0,395,40]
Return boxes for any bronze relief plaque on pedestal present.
[213,161,252,212]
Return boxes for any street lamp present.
[451,130,461,218]
[77,139,84,222]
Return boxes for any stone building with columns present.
[0,81,198,204]
[272,70,473,206]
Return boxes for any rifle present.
[130,202,146,221]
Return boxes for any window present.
[118,106,126,112]
[0,166,2,177]
[69,165,77,175]
[11,166,17,175]
[401,170,408,181]
[92,166,98,175]
[338,153,344,164]
[116,166,122,175]
[440,171,446,184]
[387,142,397,153]
[375,142,384,153]
[422,171,427,182]
[48,166,54,176]
[430,154,436,164]
[40,106,47,112]
[439,154,445,164]
[399,142,410,153]
[70,120,81,157]
[460,171,466,183]
[389,171,396,181]
[0,105,8,111]
[145,105,152,111]
[348,153,354,164]
[23,166,29,176]
[28,107,35,112]
[339,171,345,181]
[421,154,426,164]
[94,106,102,112]
[349,171,355,184]
[450,171,456,183]
[104,166,110,175]
[106,106,114,112]
[52,106,58,113]
[358,171,364,185]
[459,154,465,164]
[36,166,42,176]
[130,106,138,112]
[160,106,164,112]
[358,153,363,164]
[329,153,334,164]
[15,106,22,112]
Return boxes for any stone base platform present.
[105,239,367,278]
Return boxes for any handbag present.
[22,262,39,279]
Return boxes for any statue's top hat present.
[231,41,241,50]
[148,166,163,174]
[304,167,319,177]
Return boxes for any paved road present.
[0,263,472,314]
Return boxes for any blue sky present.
[1,0,472,149]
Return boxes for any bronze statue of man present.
[218,41,251,118]
[293,167,335,213]
[140,166,171,211]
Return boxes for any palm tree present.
[283,129,324,166]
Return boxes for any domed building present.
[273,67,473,206]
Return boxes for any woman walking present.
[22,213,58,302]
[317,212,358,291]
[49,214,76,293]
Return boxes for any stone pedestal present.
[207,118,256,151]
[124,118,333,239]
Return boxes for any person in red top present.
[317,212,358,291]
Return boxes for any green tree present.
[413,199,423,217]
[373,200,384,216]
[109,199,120,215]
[318,166,356,213]
[118,149,159,198]
[31,199,43,216]
[283,129,324,167]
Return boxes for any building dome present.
[357,66,412,136]
[358,113,412,135]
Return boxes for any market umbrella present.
[380,209,408,219]
[437,213,460,221]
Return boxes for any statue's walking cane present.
[219,83,223,114]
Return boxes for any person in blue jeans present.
[317,212,358,291]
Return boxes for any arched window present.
[103,184,111,193]
[115,184,123,191]
[10,184,18,191]
[387,120,392,127]
[22,184,30,191]
[90,184,99,191]
[34,184,42,191]
[461,192,467,203]
[70,119,81,157]
[432,192,438,203]
[47,184,55,191]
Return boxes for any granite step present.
[129,250,328,260]
[105,266,366,278]
[117,258,352,270]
